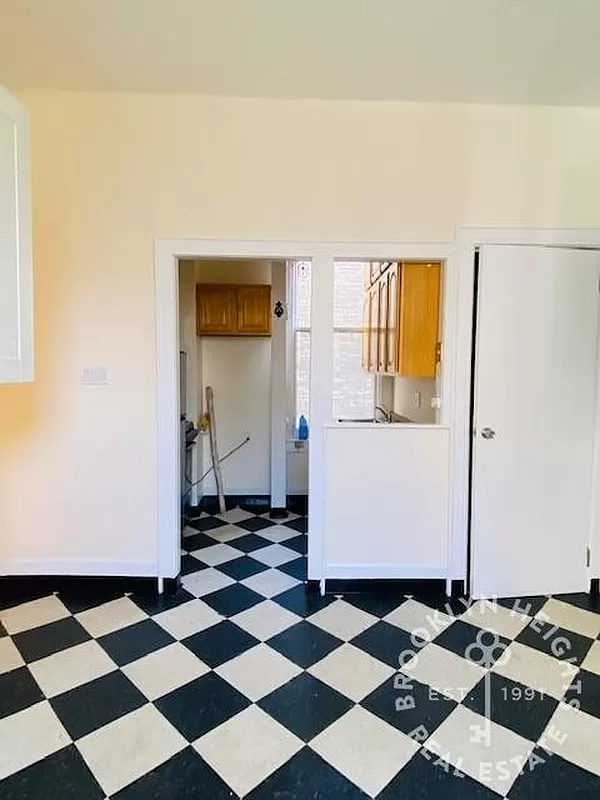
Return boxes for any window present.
[332,261,375,420]
[290,260,375,430]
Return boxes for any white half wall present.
[322,424,450,578]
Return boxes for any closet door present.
[0,88,33,382]
[471,245,600,597]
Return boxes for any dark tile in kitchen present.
[565,668,600,719]
[181,532,217,552]
[434,620,511,667]
[180,555,206,576]
[463,672,558,742]
[343,592,407,619]
[272,584,334,618]
[182,620,259,667]
[259,672,353,742]
[278,556,307,581]
[0,744,105,800]
[554,592,600,614]
[0,666,44,719]
[267,620,343,668]
[516,620,593,666]
[187,516,228,533]
[228,533,272,553]
[247,747,369,800]
[155,672,250,741]
[111,747,232,800]
[508,749,600,799]
[50,671,146,739]
[495,595,549,617]
[130,586,195,616]
[98,619,174,666]
[217,556,270,581]
[235,517,276,533]
[350,621,416,668]
[284,535,307,555]
[282,517,308,534]
[201,583,264,617]
[12,617,90,663]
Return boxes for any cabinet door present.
[378,275,388,371]
[237,285,271,335]
[369,283,379,372]
[196,285,236,335]
[398,262,441,377]
[370,261,381,284]
[0,88,33,383]
[386,265,398,372]
[362,293,370,370]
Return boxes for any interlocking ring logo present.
[464,628,511,669]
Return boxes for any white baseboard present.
[322,563,448,580]
[0,559,159,577]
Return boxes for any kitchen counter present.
[324,421,449,430]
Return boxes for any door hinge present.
[597,276,600,293]
[587,547,591,568]
[435,341,442,364]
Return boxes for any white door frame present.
[455,228,600,595]
[155,238,456,580]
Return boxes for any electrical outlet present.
[431,397,441,409]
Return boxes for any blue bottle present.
[298,415,309,440]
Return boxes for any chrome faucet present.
[375,404,393,423]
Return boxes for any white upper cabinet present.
[0,87,33,383]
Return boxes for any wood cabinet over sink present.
[196,284,271,336]
[363,261,441,377]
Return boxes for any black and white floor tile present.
[1,506,600,798]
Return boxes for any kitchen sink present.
[336,416,413,424]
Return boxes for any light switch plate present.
[80,366,108,385]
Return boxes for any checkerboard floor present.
[1,506,600,798]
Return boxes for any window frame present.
[288,260,376,438]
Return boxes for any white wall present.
[3,90,600,573]
[194,260,272,496]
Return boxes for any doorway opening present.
[176,256,310,587]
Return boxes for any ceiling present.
[2,0,600,106]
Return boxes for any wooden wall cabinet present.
[196,284,271,336]
[363,261,441,378]
[397,263,441,377]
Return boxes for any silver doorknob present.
[481,427,496,439]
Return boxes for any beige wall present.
[2,90,600,570]
[392,377,436,424]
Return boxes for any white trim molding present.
[324,564,448,580]
[155,238,456,584]
[0,559,158,577]
[453,228,600,592]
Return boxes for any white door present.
[0,87,33,383]
[471,245,600,598]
